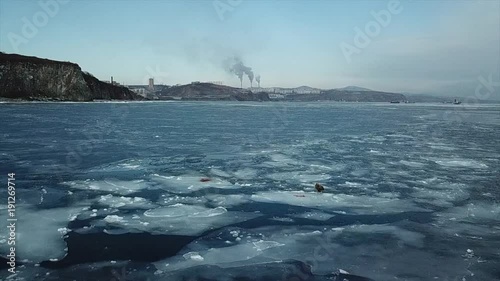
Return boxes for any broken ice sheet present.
[63,179,149,195]
[0,205,82,263]
[86,203,260,236]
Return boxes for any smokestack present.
[111,76,114,85]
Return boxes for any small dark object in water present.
[200,178,211,182]
[315,183,324,192]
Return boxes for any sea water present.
[0,102,499,280]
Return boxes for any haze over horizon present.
[1,0,499,98]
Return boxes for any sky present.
[0,0,499,97]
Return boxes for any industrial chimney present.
[148,78,155,91]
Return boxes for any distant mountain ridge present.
[335,86,373,92]
[249,85,405,102]
[285,89,406,102]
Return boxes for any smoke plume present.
[256,75,261,88]
[224,56,254,88]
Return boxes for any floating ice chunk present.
[57,228,69,235]
[63,179,149,195]
[152,174,238,193]
[183,252,204,261]
[191,206,228,217]
[156,239,285,272]
[438,203,500,222]
[98,194,155,209]
[144,204,227,219]
[344,224,425,248]
[412,186,469,207]
[103,229,131,235]
[103,215,126,223]
[251,191,424,214]
[205,194,250,207]
[253,240,285,251]
[94,204,259,236]
[270,217,294,222]
[268,172,331,183]
[293,211,335,221]
[154,223,431,276]
[0,205,82,263]
[162,194,208,206]
[293,230,323,236]
[76,207,117,221]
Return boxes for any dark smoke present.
[224,56,254,88]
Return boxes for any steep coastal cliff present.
[0,53,142,101]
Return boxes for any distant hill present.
[250,84,405,102]
[252,86,322,94]
[0,52,143,101]
[159,83,269,101]
[286,89,406,102]
[335,86,373,92]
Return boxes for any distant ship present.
[390,101,400,104]
[453,99,462,105]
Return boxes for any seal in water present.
[315,183,325,192]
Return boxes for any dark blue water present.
[0,102,499,281]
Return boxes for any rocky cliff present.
[0,53,143,101]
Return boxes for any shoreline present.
[1,100,500,105]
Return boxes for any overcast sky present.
[1,0,499,97]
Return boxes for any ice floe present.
[86,204,260,236]
[63,179,149,195]
[151,174,238,193]
[0,205,82,263]
[250,191,425,214]
[98,194,155,209]
[155,223,426,276]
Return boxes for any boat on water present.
[390,101,400,104]
[453,99,462,105]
